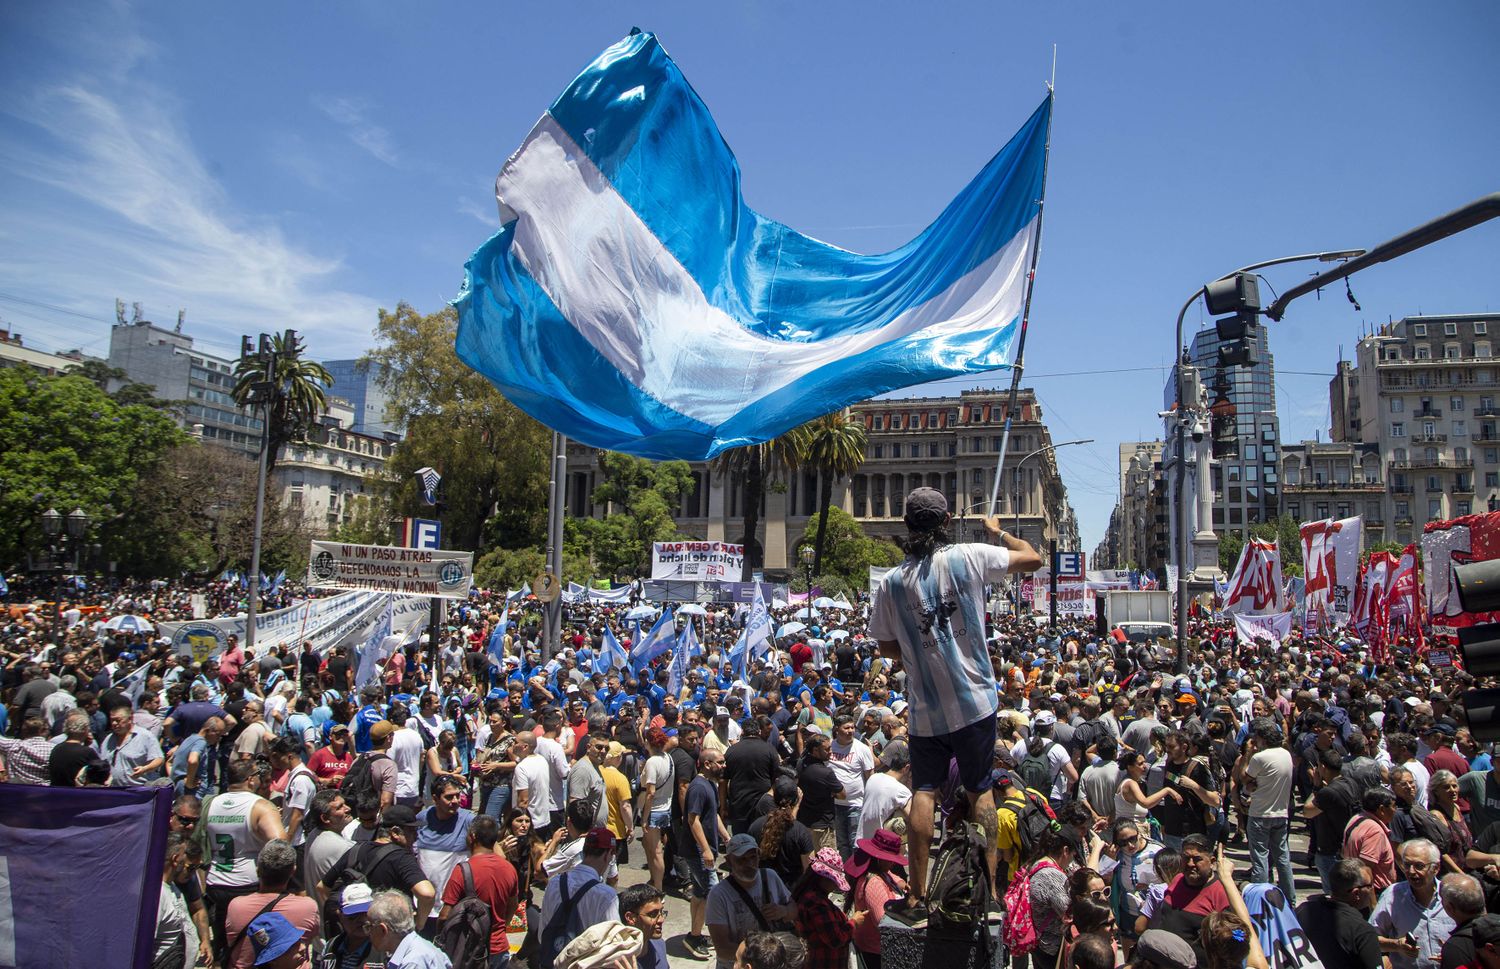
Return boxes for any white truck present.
[1096,589,1173,643]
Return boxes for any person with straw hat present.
[846,830,909,969]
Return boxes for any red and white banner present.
[1352,551,1395,643]
[1422,512,1500,635]
[1223,538,1286,616]
[1300,517,1362,626]
[1387,544,1424,644]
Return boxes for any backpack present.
[1002,858,1060,956]
[435,861,492,969]
[538,870,595,969]
[996,786,1059,864]
[1407,803,1451,848]
[927,819,992,932]
[1018,741,1058,794]
[339,752,390,805]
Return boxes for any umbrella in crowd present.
[103,614,154,634]
[624,603,660,621]
[677,603,709,616]
[778,621,808,637]
[812,596,839,608]
[826,629,850,640]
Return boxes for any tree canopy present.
[565,451,694,579]
[790,506,902,595]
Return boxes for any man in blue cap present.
[245,911,310,968]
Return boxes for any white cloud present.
[313,94,399,167]
[0,15,383,357]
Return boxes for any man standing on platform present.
[869,486,1041,903]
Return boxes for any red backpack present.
[1002,858,1060,956]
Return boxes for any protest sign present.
[650,540,744,580]
[307,541,474,598]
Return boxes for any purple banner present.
[0,784,171,968]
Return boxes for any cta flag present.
[455,30,1050,461]
[1352,551,1396,642]
[1300,517,1361,624]
[1222,539,1286,616]
[0,784,173,968]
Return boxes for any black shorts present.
[909,712,997,795]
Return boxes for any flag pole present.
[986,77,1056,521]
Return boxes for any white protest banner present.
[1035,580,1095,617]
[308,541,474,598]
[868,566,894,595]
[650,540,744,580]
[190,594,207,619]
[159,591,429,660]
[1223,539,1286,616]
[1300,516,1361,624]
[1233,611,1294,646]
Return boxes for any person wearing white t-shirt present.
[639,728,675,890]
[536,710,572,831]
[829,716,876,858]
[511,733,556,833]
[1012,712,1079,809]
[1238,717,1297,903]
[859,747,913,840]
[388,703,425,808]
[868,488,1041,901]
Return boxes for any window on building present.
[872,444,884,458]
[1413,323,1428,337]
[1457,446,1470,462]
[1452,396,1467,411]
[1430,499,1444,518]
[1228,486,1242,502]
[1446,322,1460,336]
[948,409,958,425]
[1424,421,1437,437]
[1385,348,1402,362]
[947,442,957,457]
[1479,344,1493,359]
[1488,449,1499,464]
[1456,421,1469,437]
[928,411,939,428]
[1229,508,1243,525]
[1428,475,1441,491]
[1213,508,1225,525]
[1390,398,1405,413]
[1416,346,1432,360]
[1227,465,1241,482]
[1396,501,1410,518]
[889,444,901,458]
[992,436,1003,452]
[1478,322,1490,336]
[1315,502,1329,519]
[1482,370,1495,384]
[1487,472,1499,488]
[1287,503,1301,519]
[1336,502,1351,518]
[1391,422,1405,437]
[1459,500,1473,515]
[872,415,884,430]
[1261,423,1275,441]
[1446,344,1462,360]
[928,443,940,457]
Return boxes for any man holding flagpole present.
[869,486,1041,905]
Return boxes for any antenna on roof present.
[131,302,143,324]
[115,299,126,325]
[176,309,185,333]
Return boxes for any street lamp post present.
[39,506,89,646]
[800,544,815,596]
[1169,250,1363,674]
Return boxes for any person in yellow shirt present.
[993,770,1032,892]
[602,741,635,863]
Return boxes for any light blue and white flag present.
[455,30,1051,461]
[668,623,695,696]
[595,625,628,675]
[118,660,154,708]
[487,606,510,669]
[728,582,774,681]
[629,607,677,670]
[355,595,395,689]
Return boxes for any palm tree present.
[802,410,868,576]
[231,334,333,466]
[710,428,810,580]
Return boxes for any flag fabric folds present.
[1299,516,1361,625]
[454,29,1051,461]
[1222,539,1286,616]
[595,625,628,675]
[668,623,695,696]
[354,596,395,689]
[487,607,510,670]
[629,607,677,670]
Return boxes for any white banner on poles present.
[159,591,429,661]
[650,541,744,580]
[308,541,474,598]
[1233,611,1294,646]
[1222,539,1286,616]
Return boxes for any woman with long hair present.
[474,707,517,820]
[750,776,816,888]
[847,829,908,969]
[1114,750,1182,822]
[1067,867,1109,909]
[425,728,466,802]
[502,806,546,961]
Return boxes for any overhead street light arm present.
[1265,192,1500,321]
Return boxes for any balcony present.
[1453,482,1476,495]
[1389,483,1415,493]
[1413,433,1448,444]
[1476,406,1500,418]
[1415,408,1443,419]
[1475,433,1500,444]
[1390,457,1474,471]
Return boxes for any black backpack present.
[924,820,993,969]
[339,752,390,805]
[538,870,594,969]
[1407,803,1451,848]
[435,861,492,969]
[1018,741,1058,794]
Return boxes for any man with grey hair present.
[48,711,108,787]
[39,675,78,733]
[1371,837,1456,969]
[1440,872,1488,969]
[366,890,452,968]
[221,840,319,969]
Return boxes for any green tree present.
[575,451,694,577]
[710,427,811,580]
[790,507,902,592]
[800,410,867,577]
[475,545,592,591]
[0,369,186,569]
[231,333,333,463]
[1361,540,1407,564]
[1218,514,1305,576]
[362,302,551,552]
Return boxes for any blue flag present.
[455,30,1050,461]
[595,625,627,675]
[629,607,676,671]
[0,572,8,595]
[487,606,510,670]
[669,623,696,696]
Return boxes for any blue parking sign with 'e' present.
[1055,551,1083,578]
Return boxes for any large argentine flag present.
[455,30,1051,461]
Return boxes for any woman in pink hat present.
[793,847,864,969]
[847,829,908,969]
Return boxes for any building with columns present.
[1097,441,1167,572]
[562,388,1080,571]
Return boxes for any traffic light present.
[1209,385,1238,459]
[1454,559,1500,740]
[1205,273,1262,369]
[283,329,301,355]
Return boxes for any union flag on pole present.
[1222,538,1286,616]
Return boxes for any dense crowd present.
[7,489,1500,969]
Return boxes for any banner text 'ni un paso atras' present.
[650,540,745,580]
[307,542,475,598]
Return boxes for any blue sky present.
[2,1,1496,554]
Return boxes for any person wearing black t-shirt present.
[317,804,437,926]
[724,716,780,834]
[1153,732,1219,848]
[1303,748,1361,893]
[1295,858,1384,969]
[749,776,816,889]
[796,731,841,852]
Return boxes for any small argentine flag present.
[455,30,1050,461]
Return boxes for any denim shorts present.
[674,850,720,899]
[909,712,998,795]
[648,809,671,830]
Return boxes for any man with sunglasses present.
[167,795,214,967]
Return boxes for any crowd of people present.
[7,485,1500,969]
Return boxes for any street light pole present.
[1170,249,1363,674]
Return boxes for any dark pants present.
[205,882,259,963]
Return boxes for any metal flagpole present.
[986,81,1056,518]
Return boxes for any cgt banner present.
[1423,511,1500,635]
[0,784,172,968]
[308,541,474,598]
[651,540,744,580]
[158,591,429,661]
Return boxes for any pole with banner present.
[1049,539,1059,629]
